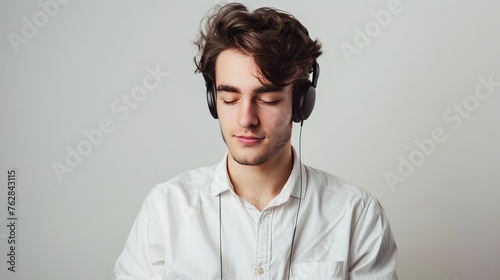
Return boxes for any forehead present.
[215,49,264,86]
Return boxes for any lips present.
[235,135,263,145]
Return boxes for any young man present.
[115,3,398,279]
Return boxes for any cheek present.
[217,111,234,135]
[216,102,233,124]
[218,117,230,133]
[273,102,293,122]
[264,108,292,130]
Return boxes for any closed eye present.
[258,99,281,106]
[222,99,238,105]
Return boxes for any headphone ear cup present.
[292,90,301,123]
[292,62,319,122]
[205,76,218,119]
[301,86,316,121]
[292,80,316,122]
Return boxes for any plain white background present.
[1,0,499,279]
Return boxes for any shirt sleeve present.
[114,189,167,280]
[348,196,398,280]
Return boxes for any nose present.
[238,99,259,128]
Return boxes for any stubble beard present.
[221,122,292,166]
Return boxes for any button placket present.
[255,211,270,278]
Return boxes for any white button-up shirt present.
[115,150,398,279]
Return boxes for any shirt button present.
[257,267,264,275]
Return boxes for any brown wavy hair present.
[194,3,322,88]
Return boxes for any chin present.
[233,157,267,166]
[229,148,269,166]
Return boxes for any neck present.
[227,143,293,211]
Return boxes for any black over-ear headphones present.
[203,62,319,123]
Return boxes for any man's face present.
[215,49,293,166]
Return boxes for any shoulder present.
[304,165,390,233]
[305,165,373,204]
[145,164,218,205]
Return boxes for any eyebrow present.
[216,84,285,94]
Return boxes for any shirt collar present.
[210,146,307,201]
[210,151,231,197]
